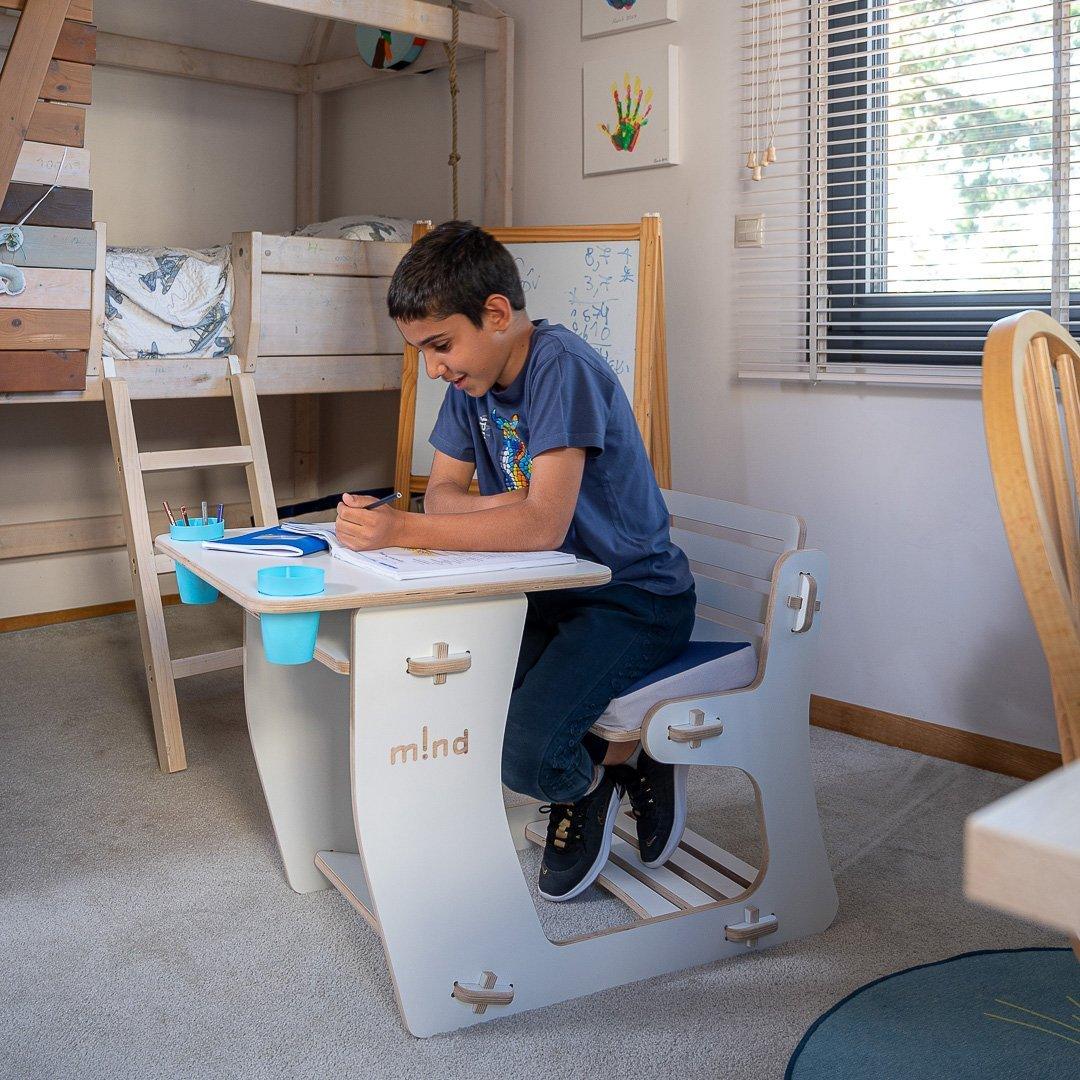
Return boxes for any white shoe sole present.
[539,785,622,903]
[642,763,689,868]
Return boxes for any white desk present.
[965,759,1080,937]
[157,533,835,1037]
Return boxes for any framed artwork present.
[582,0,678,39]
[583,44,680,175]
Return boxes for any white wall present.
[319,0,1057,751]
[322,49,485,224]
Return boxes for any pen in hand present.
[346,491,401,512]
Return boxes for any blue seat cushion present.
[591,640,758,739]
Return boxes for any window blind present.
[737,0,1072,384]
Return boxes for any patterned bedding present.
[102,246,233,360]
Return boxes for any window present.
[738,0,1074,384]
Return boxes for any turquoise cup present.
[257,565,325,665]
[169,518,225,605]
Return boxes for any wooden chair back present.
[982,311,1080,763]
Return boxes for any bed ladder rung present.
[139,445,254,472]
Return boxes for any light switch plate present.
[735,214,765,248]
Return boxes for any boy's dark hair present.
[387,220,526,329]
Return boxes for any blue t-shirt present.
[428,320,693,596]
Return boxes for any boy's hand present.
[336,492,402,550]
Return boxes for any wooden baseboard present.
[811,695,1062,781]
[0,593,180,634]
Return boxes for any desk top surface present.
[156,533,612,614]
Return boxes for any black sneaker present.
[538,767,622,902]
[618,753,688,867]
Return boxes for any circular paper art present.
[355,27,427,71]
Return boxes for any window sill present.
[738,364,983,390]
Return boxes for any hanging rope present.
[443,1,461,218]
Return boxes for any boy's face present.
[395,295,516,397]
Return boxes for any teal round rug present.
[786,948,1078,1079]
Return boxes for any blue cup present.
[169,518,225,605]
[257,565,325,665]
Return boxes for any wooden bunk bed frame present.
[0,0,515,773]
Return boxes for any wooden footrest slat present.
[523,819,679,919]
[615,811,754,895]
[171,647,243,680]
[608,837,715,909]
[139,445,254,472]
[524,810,760,921]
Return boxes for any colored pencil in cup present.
[201,500,208,524]
[216,503,224,523]
[180,505,191,526]
[163,501,176,526]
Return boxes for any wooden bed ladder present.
[103,356,278,774]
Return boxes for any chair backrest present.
[982,311,1080,763]
[662,488,805,666]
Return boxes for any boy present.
[336,221,696,902]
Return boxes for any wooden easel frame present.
[392,214,672,508]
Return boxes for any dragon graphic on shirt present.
[491,409,532,490]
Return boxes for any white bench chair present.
[518,486,837,962]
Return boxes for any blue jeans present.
[502,582,697,803]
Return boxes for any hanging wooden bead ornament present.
[764,0,782,167]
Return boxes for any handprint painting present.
[599,74,654,153]
[582,0,677,39]
[583,45,680,175]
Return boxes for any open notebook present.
[281,522,576,581]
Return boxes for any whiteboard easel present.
[393,216,670,506]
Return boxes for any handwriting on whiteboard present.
[512,243,637,384]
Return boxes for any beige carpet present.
[0,604,1061,1080]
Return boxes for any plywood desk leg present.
[348,595,549,1036]
[243,613,356,894]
